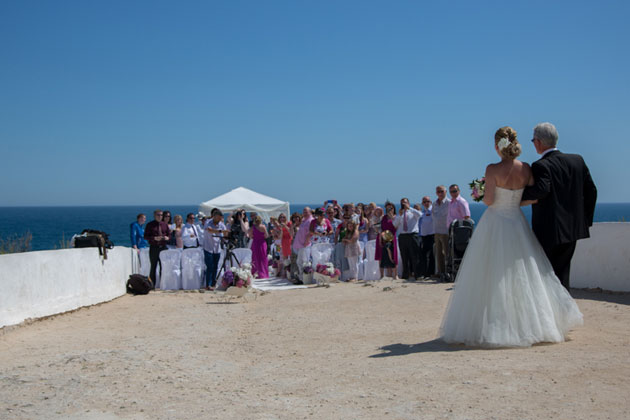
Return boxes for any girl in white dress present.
[440,127,583,347]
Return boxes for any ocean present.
[1,203,629,252]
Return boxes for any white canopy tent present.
[199,187,290,223]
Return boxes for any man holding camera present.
[144,209,170,288]
[202,210,228,291]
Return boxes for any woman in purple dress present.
[250,215,269,279]
[375,201,398,279]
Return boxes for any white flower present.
[497,137,510,151]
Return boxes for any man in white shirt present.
[202,210,228,290]
[182,213,202,249]
[432,186,450,278]
[394,197,422,280]
[419,196,436,279]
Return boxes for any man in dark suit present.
[522,122,597,290]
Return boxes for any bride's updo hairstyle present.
[494,126,521,160]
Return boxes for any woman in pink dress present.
[375,201,398,278]
[249,215,269,279]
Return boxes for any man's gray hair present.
[533,122,559,147]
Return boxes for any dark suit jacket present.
[522,150,597,248]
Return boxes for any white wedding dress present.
[440,187,583,347]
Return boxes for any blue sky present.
[1,0,628,206]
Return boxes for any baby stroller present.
[443,219,475,282]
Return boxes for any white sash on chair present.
[181,248,204,290]
[159,249,182,290]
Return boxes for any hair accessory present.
[497,137,510,151]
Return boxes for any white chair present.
[362,240,381,281]
[158,249,182,290]
[311,243,334,268]
[231,248,252,267]
[139,247,151,277]
[397,240,404,278]
[358,241,366,261]
[296,246,312,281]
[181,248,205,290]
[357,241,367,279]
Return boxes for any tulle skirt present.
[440,206,583,348]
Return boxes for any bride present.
[440,127,583,347]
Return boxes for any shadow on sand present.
[572,289,630,306]
[369,339,479,357]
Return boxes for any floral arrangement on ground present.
[221,263,253,289]
[316,263,341,279]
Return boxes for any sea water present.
[0,203,629,251]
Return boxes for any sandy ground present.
[1,280,629,420]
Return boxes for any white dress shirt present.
[394,208,422,234]
[541,147,559,158]
[181,223,201,248]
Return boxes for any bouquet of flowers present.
[302,261,313,274]
[221,263,253,289]
[469,177,486,202]
[302,261,314,284]
[315,263,341,279]
[314,263,341,284]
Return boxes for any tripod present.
[215,238,241,287]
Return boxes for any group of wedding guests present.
[130,208,269,290]
[129,185,472,289]
[273,188,470,284]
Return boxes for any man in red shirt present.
[144,209,170,288]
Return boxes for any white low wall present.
[0,247,134,328]
[572,223,630,292]
[0,223,627,328]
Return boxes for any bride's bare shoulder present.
[517,159,532,173]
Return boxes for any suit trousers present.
[398,233,421,279]
[543,241,577,290]
[434,233,448,275]
[419,234,435,277]
[149,244,166,287]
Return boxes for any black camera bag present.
[74,229,114,259]
[126,274,153,295]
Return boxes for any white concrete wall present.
[0,247,134,328]
[572,223,630,292]
[0,223,627,329]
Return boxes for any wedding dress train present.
[440,187,583,347]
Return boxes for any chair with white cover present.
[362,240,381,281]
[231,248,252,267]
[181,248,205,290]
[296,246,312,281]
[397,241,404,278]
[311,243,334,268]
[158,249,183,290]
[358,241,366,261]
[139,247,151,277]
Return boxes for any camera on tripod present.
[220,234,238,250]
